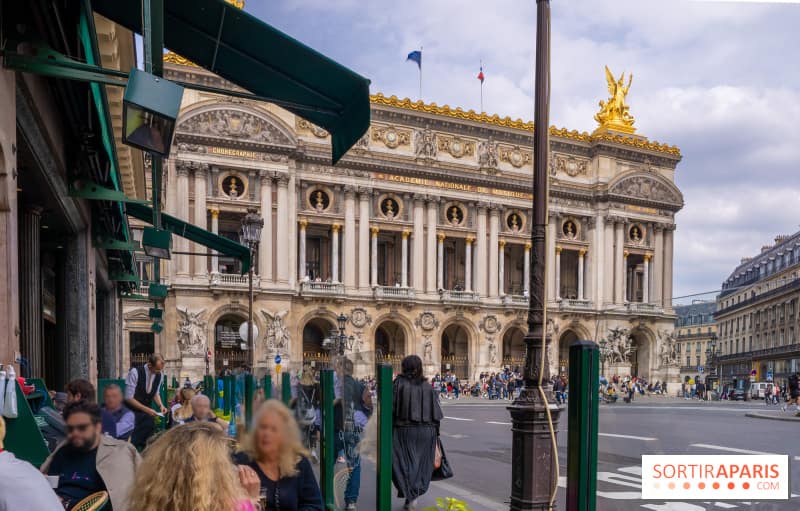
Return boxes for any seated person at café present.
[66,379,96,404]
[42,400,140,511]
[184,394,228,432]
[101,384,135,440]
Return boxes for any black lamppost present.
[323,313,355,358]
[240,208,264,369]
[705,334,720,398]
[507,1,559,510]
[599,338,608,378]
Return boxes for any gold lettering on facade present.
[372,173,532,200]
[626,205,658,215]
[209,147,260,159]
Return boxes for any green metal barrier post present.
[245,374,255,429]
[320,368,335,510]
[566,341,600,511]
[376,363,393,511]
[224,375,233,417]
[203,375,214,402]
[262,375,272,401]
[281,371,291,405]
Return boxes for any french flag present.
[477,65,485,83]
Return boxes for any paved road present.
[352,397,800,511]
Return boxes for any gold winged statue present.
[594,65,636,134]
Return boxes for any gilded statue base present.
[592,123,639,137]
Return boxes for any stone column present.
[578,248,586,301]
[276,176,290,284]
[498,240,506,296]
[210,208,220,273]
[371,226,379,287]
[663,226,675,311]
[523,241,531,296]
[412,196,425,292]
[358,191,370,290]
[331,223,341,283]
[287,171,298,287]
[65,229,91,381]
[426,199,438,293]
[19,207,43,377]
[653,225,664,307]
[475,204,488,296]
[622,250,630,303]
[176,163,190,277]
[259,173,273,283]
[547,214,557,302]
[614,220,625,304]
[343,188,356,289]
[555,246,562,300]
[488,207,500,297]
[643,254,651,303]
[437,232,445,290]
[604,217,615,306]
[594,214,605,306]
[465,236,474,292]
[193,165,208,278]
[298,219,308,280]
[401,230,410,288]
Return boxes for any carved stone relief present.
[177,109,293,145]
[610,175,681,204]
[371,126,411,149]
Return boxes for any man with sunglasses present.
[42,400,140,511]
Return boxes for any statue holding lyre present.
[594,65,636,134]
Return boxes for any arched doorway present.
[374,321,406,372]
[502,327,526,370]
[215,315,248,374]
[628,329,652,379]
[302,317,335,369]
[441,324,470,379]
[557,330,581,376]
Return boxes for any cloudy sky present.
[244,0,800,303]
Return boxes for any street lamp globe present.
[240,208,264,248]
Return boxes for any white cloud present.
[251,0,800,299]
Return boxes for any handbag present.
[431,436,453,481]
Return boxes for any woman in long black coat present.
[392,355,444,511]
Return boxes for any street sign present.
[751,369,757,376]
[698,366,704,373]
[274,354,282,365]
[767,371,773,381]
[276,363,282,374]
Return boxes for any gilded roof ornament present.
[369,93,680,157]
[163,51,198,67]
[225,0,245,8]
[593,65,636,135]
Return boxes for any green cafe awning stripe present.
[125,202,252,274]
[90,0,371,164]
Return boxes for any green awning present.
[126,202,252,273]
[90,0,370,164]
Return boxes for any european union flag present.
[406,50,422,69]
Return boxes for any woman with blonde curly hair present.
[170,386,195,426]
[237,399,323,510]
[127,421,260,511]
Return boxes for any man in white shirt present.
[0,416,63,510]
[125,354,168,450]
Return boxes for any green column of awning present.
[91,0,371,164]
[126,202,252,273]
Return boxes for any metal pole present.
[281,372,292,405]
[245,374,255,430]
[320,368,335,509]
[248,247,255,368]
[376,364,394,511]
[566,342,599,511]
[508,1,560,510]
[262,374,273,401]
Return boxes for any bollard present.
[224,375,234,417]
[203,375,214,402]
[216,377,224,411]
[566,341,600,511]
[281,371,291,405]
[376,363,393,511]
[320,368,335,510]
[245,374,255,429]
[262,375,273,401]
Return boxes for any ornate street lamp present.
[599,338,608,378]
[324,314,355,357]
[239,208,264,369]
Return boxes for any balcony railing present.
[213,272,249,285]
[625,302,662,314]
[374,286,416,301]
[440,289,480,304]
[300,280,345,297]
[558,299,593,311]
[502,295,529,307]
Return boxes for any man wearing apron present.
[125,354,168,450]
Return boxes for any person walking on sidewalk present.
[392,355,444,511]
[782,372,800,415]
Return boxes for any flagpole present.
[480,59,484,113]
[419,45,423,101]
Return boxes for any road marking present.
[618,466,642,475]
[439,432,468,439]
[599,432,657,441]
[690,443,778,456]
[487,421,512,426]
[444,416,474,421]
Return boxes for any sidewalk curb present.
[745,411,800,422]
